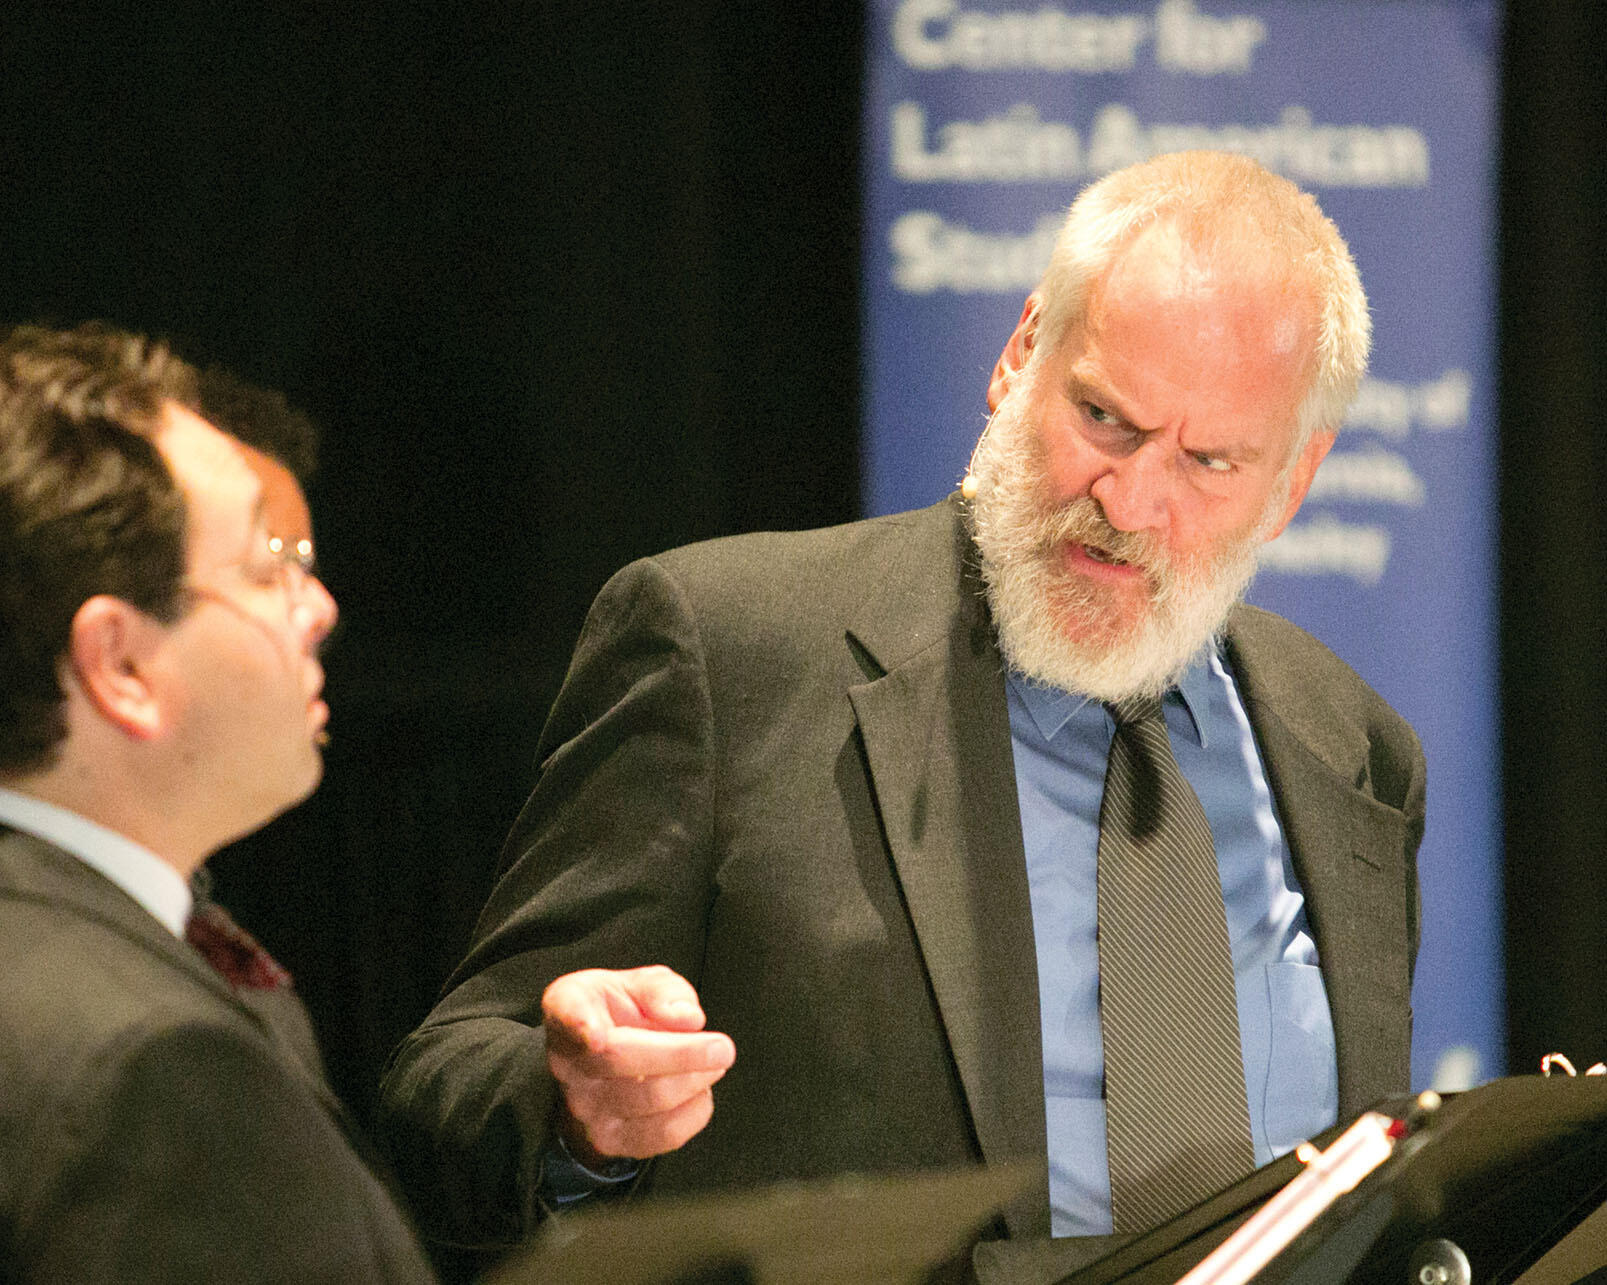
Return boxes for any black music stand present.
[1063,1075,1607,1285]
[481,1076,1607,1285]
[488,1160,1034,1285]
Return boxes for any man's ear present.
[1263,429,1337,541]
[987,293,1041,413]
[66,596,167,739]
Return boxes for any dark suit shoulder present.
[0,863,242,1051]
[1225,603,1422,814]
[0,910,434,1282]
[9,1015,433,1284]
[633,501,970,677]
[1226,604,1411,727]
[0,875,266,1177]
[645,499,950,629]
[569,499,968,715]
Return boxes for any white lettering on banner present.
[1261,517,1391,585]
[892,0,1149,72]
[1345,379,1413,438]
[1345,370,1472,438]
[890,0,1276,75]
[891,103,1429,188]
[890,211,1060,293]
[1154,0,1264,75]
[892,103,1082,182]
[1088,105,1429,187]
[1417,369,1474,430]
[1307,450,1426,507]
[1431,1047,1483,1094]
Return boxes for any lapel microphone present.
[960,419,993,500]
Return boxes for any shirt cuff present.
[539,1129,641,1206]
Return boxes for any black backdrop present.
[1,4,1601,1130]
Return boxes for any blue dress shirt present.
[1007,648,1337,1237]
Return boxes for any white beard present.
[966,383,1271,702]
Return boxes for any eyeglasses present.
[249,530,320,600]
[264,534,320,603]
[183,530,325,620]
[267,534,316,578]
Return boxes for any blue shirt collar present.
[1007,643,1219,748]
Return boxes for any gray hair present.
[1030,150,1370,453]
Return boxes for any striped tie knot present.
[1107,694,1164,727]
[1105,697,1179,840]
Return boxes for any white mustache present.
[1038,497,1175,585]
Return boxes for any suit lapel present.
[828,551,1407,1233]
[1224,610,1413,1115]
[845,500,1051,1238]
[0,827,239,1002]
[0,828,355,1124]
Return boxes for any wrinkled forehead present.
[1085,221,1320,376]
[1101,221,1316,329]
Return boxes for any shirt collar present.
[0,787,193,936]
[1008,642,1219,748]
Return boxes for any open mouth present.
[1081,542,1130,567]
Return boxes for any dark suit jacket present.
[0,827,436,1285]
[379,497,1424,1268]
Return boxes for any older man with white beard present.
[381,151,1424,1281]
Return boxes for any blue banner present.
[862,0,1502,1089]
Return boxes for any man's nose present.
[293,575,339,647]
[1088,436,1171,533]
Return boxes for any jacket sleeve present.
[377,555,719,1251]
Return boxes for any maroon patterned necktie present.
[184,899,293,991]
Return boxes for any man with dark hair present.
[186,363,334,1081]
[382,153,1423,1279]
[195,363,320,482]
[0,322,435,1283]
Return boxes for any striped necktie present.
[1096,694,1255,1232]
